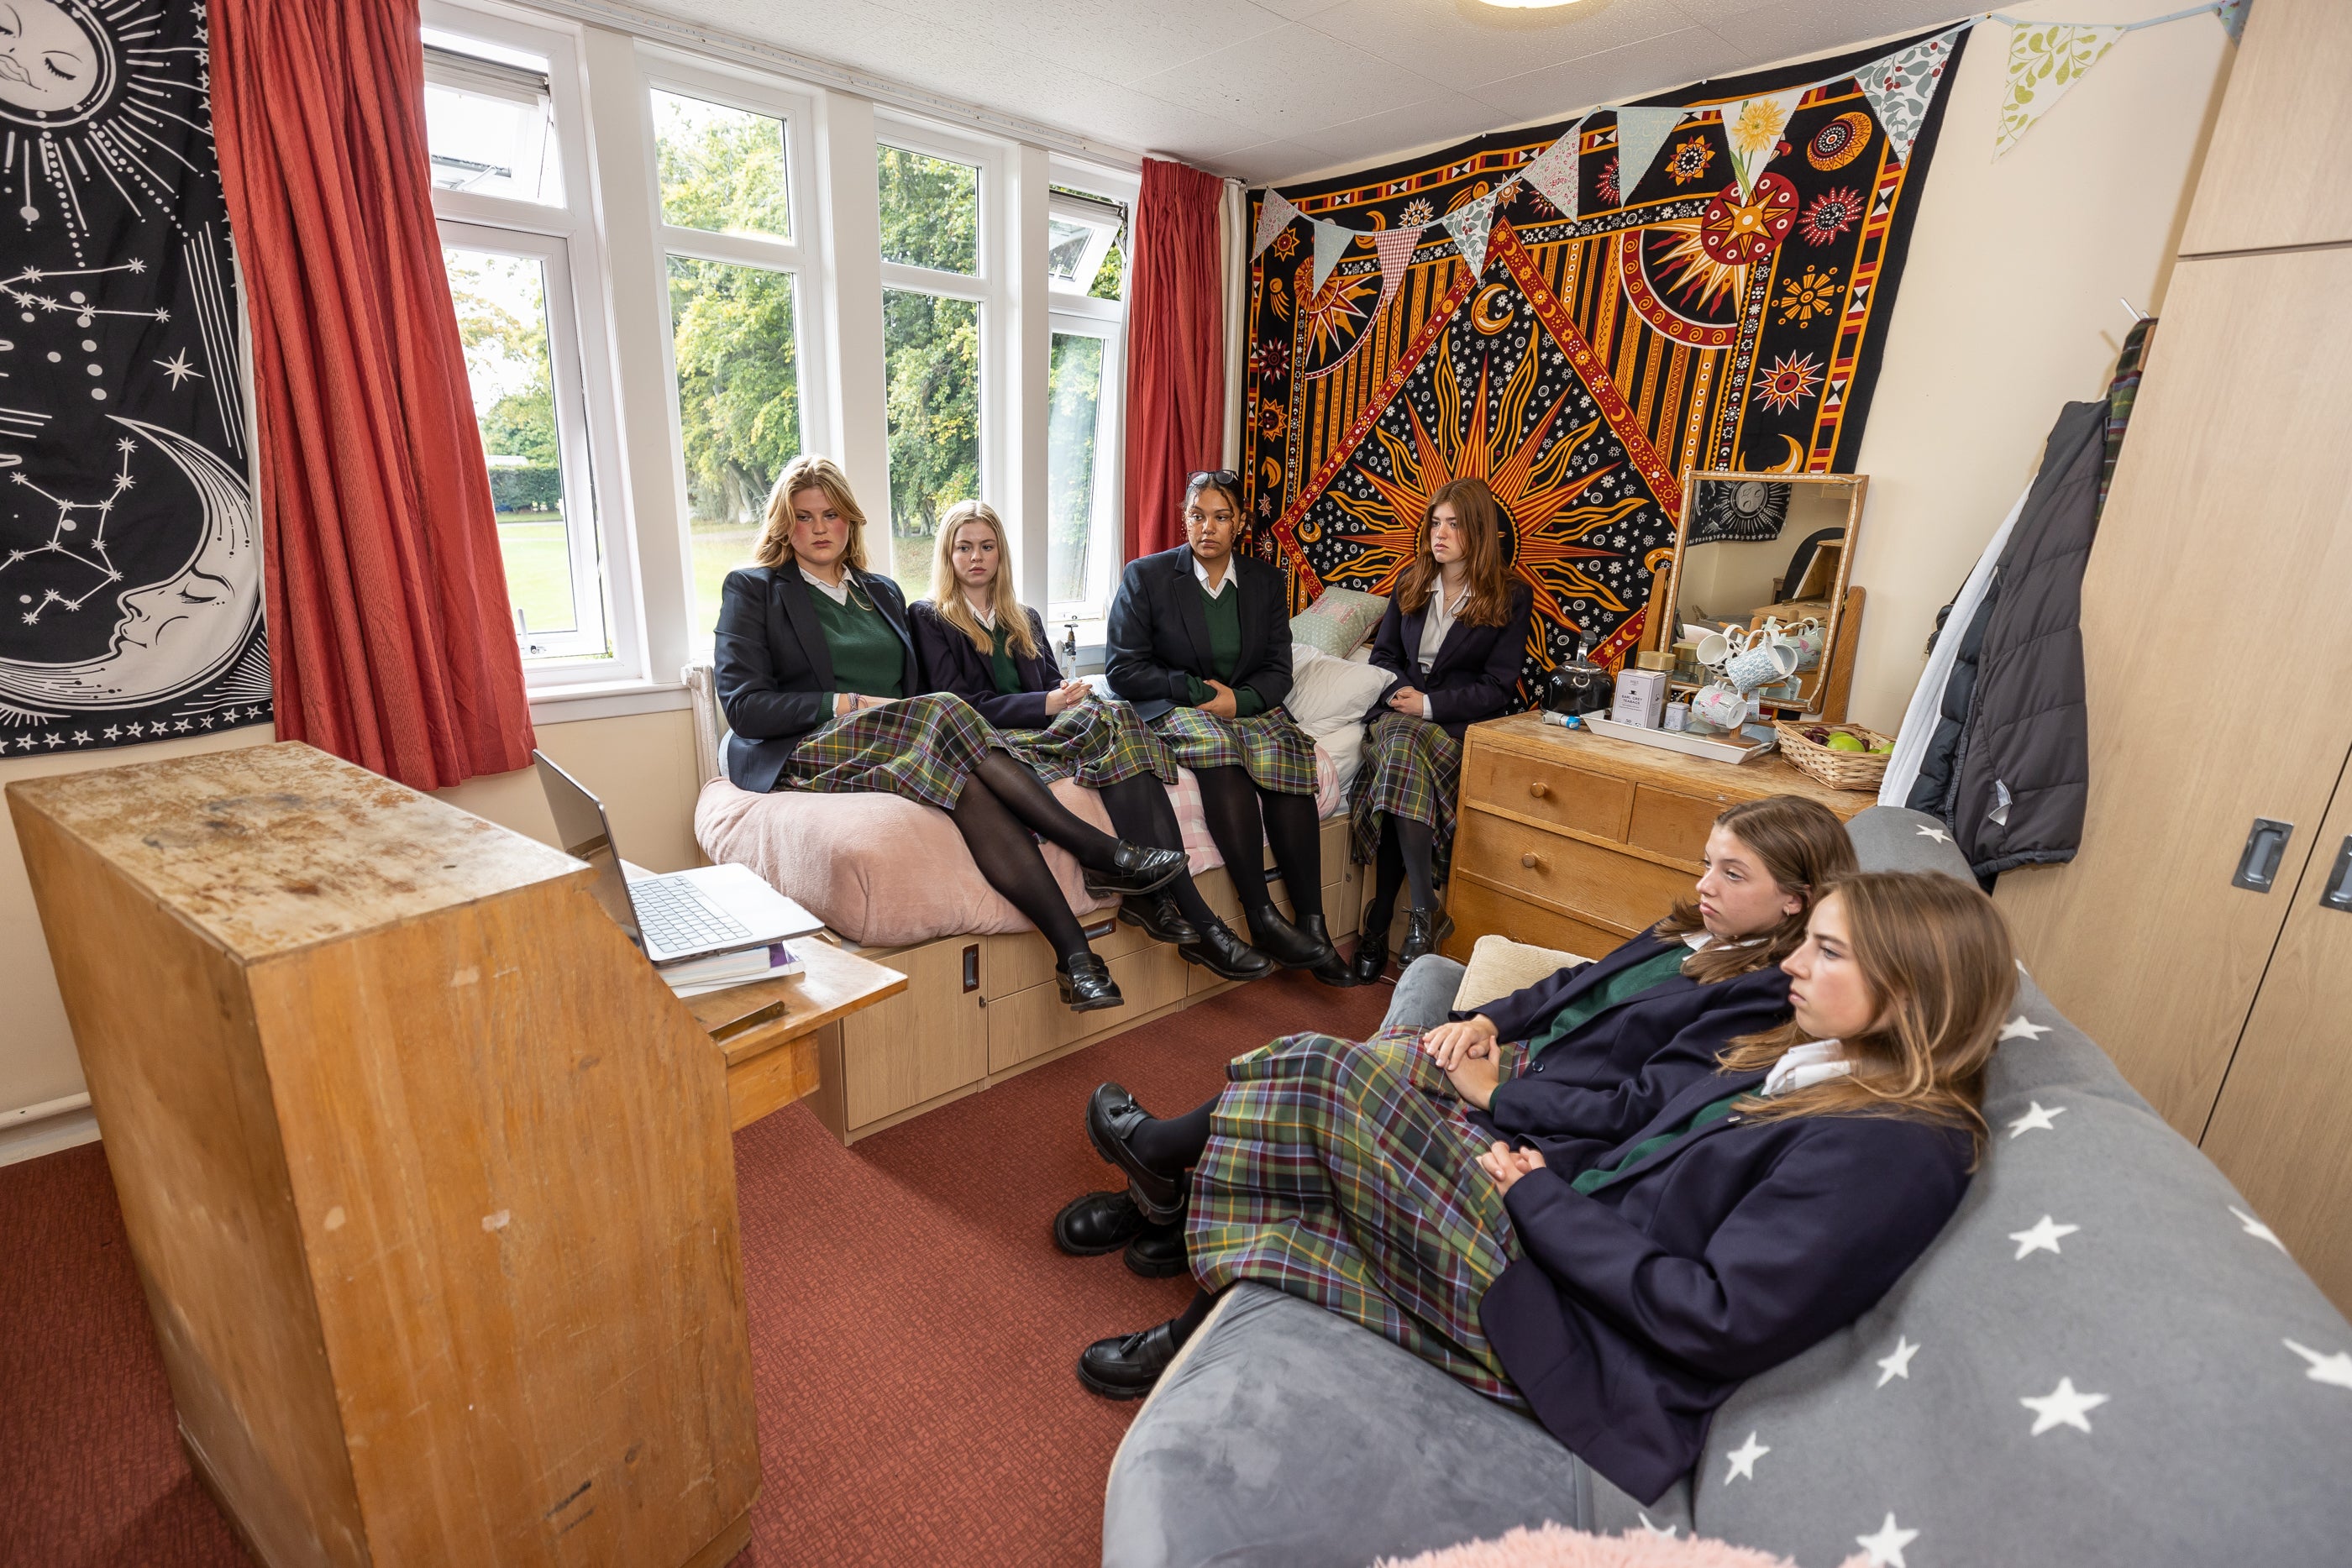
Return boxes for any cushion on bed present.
[1286,642,1394,730]
[1290,586,1389,657]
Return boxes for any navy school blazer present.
[714,563,920,794]
[1481,1069,1975,1504]
[909,600,1064,730]
[1365,580,1536,739]
[1458,931,1796,1171]
[1104,547,1293,721]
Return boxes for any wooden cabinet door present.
[1996,249,2352,1136]
[2179,0,2352,255]
[2197,752,2352,1314]
[840,937,987,1129]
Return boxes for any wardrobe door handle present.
[2321,836,2352,912]
[2231,818,2294,893]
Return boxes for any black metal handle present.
[2321,836,2352,912]
[2232,818,2294,893]
[1083,917,1118,940]
[962,942,980,993]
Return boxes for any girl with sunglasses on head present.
[910,501,1273,982]
[712,457,1189,1014]
[1103,469,1351,988]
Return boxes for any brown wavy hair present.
[754,455,870,572]
[1720,870,2015,1160]
[1654,795,1857,983]
[1394,477,1512,627]
[928,500,1041,659]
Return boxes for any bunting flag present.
[1858,25,1965,164]
[1610,107,1683,202]
[1441,194,1499,280]
[1369,226,1425,312]
[1519,130,1582,221]
[1252,190,1302,260]
[2218,0,2250,42]
[1311,218,1354,294]
[1996,23,2124,155]
[1722,90,1802,197]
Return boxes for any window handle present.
[2321,836,2352,913]
[2232,818,2293,893]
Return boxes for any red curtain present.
[212,0,534,792]
[1122,159,1227,562]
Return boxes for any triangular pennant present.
[1996,24,2123,156]
[2218,0,2250,45]
[1519,129,1581,222]
[1370,227,1424,312]
[1720,90,1799,197]
[1610,107,1682,202]
[1856,25,1965,164]
[1441,195,1498,280]
[1311,218,1353,295]
[1252,190,1300,260]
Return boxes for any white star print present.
[1914,823,1950,844]
[154,349,202,389]
[1637,1513,1678,1538]
[2009,1214,2080,1259]
[1998,1015,2051,1042]
[1876,1335,1919,1387]
[2008,1101,2066,1138]
[2231,1207,2286,1251]
[2284,1340,2352,1390]
[1856,1512,1920,1567]
[2021,1376,2108,1434]
[1724,1431,1769,1482]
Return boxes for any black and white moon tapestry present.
[1,0,268,758]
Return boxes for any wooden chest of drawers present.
[1443,712,1870,962]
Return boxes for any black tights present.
[1362,813,1439,933]
[951,748,1124,964]
[1096,774,1218,932]
[1192,765,1325,927]
[1127,1093,1217,1174]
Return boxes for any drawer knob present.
[1527,781,1550,799]
[1521,852,1544,870]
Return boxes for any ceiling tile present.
[1306,0,1693,86]
[1467,25,1747,121]
[916,0,1295,88]
[1700,0,1959,63]
[1214,139,1331,184]
[1286,90,1504,162]
[1128,22,1443,137]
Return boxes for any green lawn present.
[690,523,761,640]
[496,517,576,634]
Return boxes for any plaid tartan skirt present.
[994,698,1174,789]
[1188,1028,1527,1406]
[1150,706,1317,797]
[1348,710,1464,868]
[780,692,995,812]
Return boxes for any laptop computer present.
[533,751,822,966]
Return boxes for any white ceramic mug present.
[1724,635,1798,692]
[1688,680,1749,731]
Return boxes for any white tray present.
[1581,714,1780,764]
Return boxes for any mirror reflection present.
[1660,472,1864,716]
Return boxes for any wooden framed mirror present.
[1650,470,1866,720]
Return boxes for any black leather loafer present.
[1076,1320,1179,1400]
[1299,912,1356,989]
[1246,905,1328,969]
[1177,918,1276,982]
[1117,891,1199,946]
[1124,1219,1189,1280]
[1084,842,1189,898]
[1053,1188,1146,1257]
[1347,922,1390,985]
[1399,908,1454,968]
[1085,1082,1185,1221]
[1058,953,1125,1013]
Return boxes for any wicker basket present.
[1774,721,1894,792]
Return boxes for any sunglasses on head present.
[1186,469,1242,491]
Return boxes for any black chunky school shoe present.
[1058,953,1125,1012]
[1053,1188,1147,1256]
[1245,905,1329,969]
[1299,913,1357,989]
[1347,920,1390,985]
[1398,908,1453,968]
[1084,842,1189,899]
[1117,891,1199,946]
[1085,1082,1185,1221]
[1076,1321,1179,1399]
[1177,918,1276,982]
[1124,1219,1188,1280]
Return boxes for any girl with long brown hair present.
[1349,477,1536,979]
[1077,867,2009,1513]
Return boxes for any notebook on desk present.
[533,751,822,966]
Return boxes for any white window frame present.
[423,2,637,683]
[1042,170,1132,639]
[638,53,832,653]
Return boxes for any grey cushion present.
[1105,806,2352,1566]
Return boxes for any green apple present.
[1825,732,1866,753]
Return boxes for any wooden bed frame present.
[682,667,1371,1143]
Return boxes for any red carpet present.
[0,969,1392,1567]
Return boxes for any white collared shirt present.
[1761,1040,1852,1099]
[1406,583,1468,720]
[1191,549,1233,599]
[801,564,852,606]
[962,593,997,631]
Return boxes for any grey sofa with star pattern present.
[1100,806,2352,1567]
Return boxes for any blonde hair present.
[1719,870,2016,1160]
[1655,796,1859,983]
[928,500,1040,660]
[755,455,869,572]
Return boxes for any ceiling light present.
[1478,0,1584,8]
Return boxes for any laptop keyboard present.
[633,877,753,953]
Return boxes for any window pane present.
[653,91,791,242]
[424,63,561,205]
[1047,218,1093,285]
[1089,235,1125,302]
[1047,333,1105,609]
[882,287,980,584]
[878,145,979,275]
[669,257,804,640]
[444,246,578,639]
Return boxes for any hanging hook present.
[2118,296,2149,323]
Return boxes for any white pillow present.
[1284,642,1393,731]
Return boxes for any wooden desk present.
[1445,712,1872,960]
[685,940,908,1131]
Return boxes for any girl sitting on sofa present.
[712,456,1188,1014]
[1347,476,1535,980]
[909,501,1273,983]
[1054,795,1851,1286]
[1075,867,2009,1507]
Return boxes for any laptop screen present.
[533,751,644,948]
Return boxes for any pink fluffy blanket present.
[1376,1523,1868,1568]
